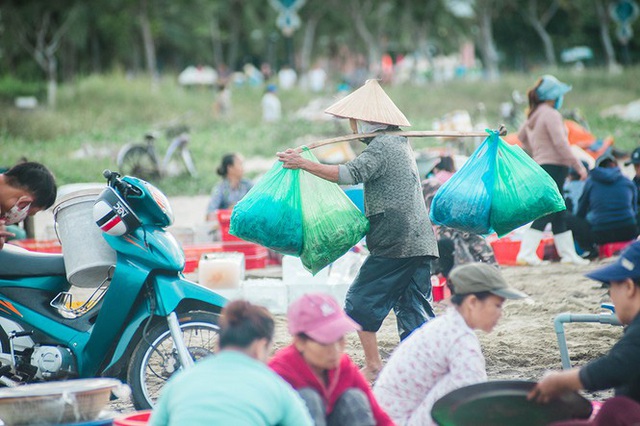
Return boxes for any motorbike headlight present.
[146,183,174,226]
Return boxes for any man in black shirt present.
[528,241,640,424]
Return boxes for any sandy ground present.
[324,261,620,399]
[31,194,622,414]
[105,259,620,415]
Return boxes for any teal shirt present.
[149,351,313,426]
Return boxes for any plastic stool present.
[432,275,451,302]
[599,240,634,258]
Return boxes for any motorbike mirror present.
[103,170,121,181]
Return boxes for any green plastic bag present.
[430,137,497,234]
[429,130,565,237]
[491,132,566,236]
[229,160,304,256]
[298,148,370,274]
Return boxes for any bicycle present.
[116,123,198,182]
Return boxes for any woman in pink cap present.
[269,293,394,426]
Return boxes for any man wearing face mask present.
[277,79,438,382]
[0,162,57,250]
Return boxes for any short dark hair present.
[434,156,455,173]
[219,300,274,349]
[449,291,493,306]
[4,162,57,209]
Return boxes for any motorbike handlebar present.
[103,169,142,197]
[103,169,119,181]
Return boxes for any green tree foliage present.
[0,0,639,89]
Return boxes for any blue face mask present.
[554,96,564,110]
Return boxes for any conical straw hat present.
[325,79,411,127]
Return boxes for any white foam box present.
[198,252,245,290]
[243,278,288,314]
[282,255,329,286]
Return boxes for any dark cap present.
[595,153,616,168]
[625,147,640,166]
[586,241,640,285]
[448,263,528,299]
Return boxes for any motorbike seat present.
[0,243,66,277]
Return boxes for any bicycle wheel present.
[118,145,160,181]
[181,147,198,178]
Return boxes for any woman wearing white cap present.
[277,80,439,382]
[515,75,590,266]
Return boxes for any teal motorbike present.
[0,170,226,409]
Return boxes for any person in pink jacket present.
[515,75,589,266]
[269,293,395,426]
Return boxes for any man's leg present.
[358,331,382,382]
[345,256,425,380]
[394,257,434,340]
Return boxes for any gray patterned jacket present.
[338,134,439,259]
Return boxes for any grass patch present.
[2,68,639,196]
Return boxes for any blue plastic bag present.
[430,137,497,234]
[430,130,566,236]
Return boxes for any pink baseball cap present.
[287,293,362,344]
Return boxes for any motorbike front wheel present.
[127,311,220,410]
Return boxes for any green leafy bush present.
[0,76,45,101]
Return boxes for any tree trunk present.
[350,2,381,75]
[91,28,102,73]
[525,0,557,67]
[210,16,224,69]
[532,21,556,67]
[595,0,621,73]
[20,9,75,107]
[299,14,320,74]
[476,0,499,81]
[138,0,157,81]
[46,48,57,107]
[227,0,242,70]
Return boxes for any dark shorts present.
[344,255,434,339]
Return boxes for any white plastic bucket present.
[53,188,117,287]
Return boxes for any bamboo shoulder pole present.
[296,125,507,152]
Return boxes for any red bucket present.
[216,209,243,242]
